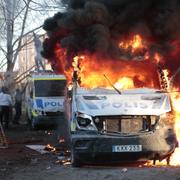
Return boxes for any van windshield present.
[34,80,66,97]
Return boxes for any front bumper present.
[33,114,64,127]
[72,131,178,164]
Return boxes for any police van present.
[25,71,66,129]
[68,82,178,167]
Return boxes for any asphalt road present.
[0,123,180,180]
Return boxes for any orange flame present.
[46,144,56,152]
[145,68,180,166]
[114,77,134,90]
[169,90,180,166]
[53,34,180,166]
[54,35,162,89]
[119,34,145,52]
[70,55,160,89]
[147,91,180,166]
[163,69,170,89]
[154,53,161,63]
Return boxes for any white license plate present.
[112,145,142,152]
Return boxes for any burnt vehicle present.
[67,79,178,167]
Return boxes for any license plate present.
[112,145,142,152]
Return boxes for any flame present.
[53,34,180,166]
[53,35,163,90]
[119,34,145,52]
[145,68,180,166]
[170,90,180,166]
[114,77,134,89]
[69,55,160,89]
[162,69,170,89]
[45,144,56,152]
[145,86,180,166]
[154,53,161,63]
[118,34,149,60]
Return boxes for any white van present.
[67,83,178,167]
[25,71,66,129]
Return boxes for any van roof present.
[30,74,66,80]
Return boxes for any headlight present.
[76,113,97,131]
[77,117,91,127]
[32,109,43,117]
[94,117,100,123]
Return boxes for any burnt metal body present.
[72,125,178,165]
[69,87,178,166]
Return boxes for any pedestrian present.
[0,86,13,129]
[13,88,23,124]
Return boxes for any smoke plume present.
[42,0,180,88]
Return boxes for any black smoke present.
[42,0,180,87]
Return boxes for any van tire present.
[26,111,31,126]
[71,149,82,167]
[31,119,38,130]
[26,111,35,130]
[27,116,37,130]
[166,156,171,165]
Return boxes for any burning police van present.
[25,71,66,129]
[68,84,178,167]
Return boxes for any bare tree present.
[0,0,65,89]
[0,0,38,88]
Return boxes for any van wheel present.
[71,149,82,167]
[26,111,31,127]
[30,118,38,130]
[166,156,171,165]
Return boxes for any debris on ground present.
[121,168,128,173]
[26,145,50,154]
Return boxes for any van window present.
[34,80,66,97]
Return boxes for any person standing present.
[0,87,13,129]
[13,88,23,124]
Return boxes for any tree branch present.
[0,46,7,55]
[12,0,33,66]
[12,34,36,54]
[15,64,35,81]
[0,61,7,70]
[13,5,26,21]
[1,0,6,21]
[0,57,7,68]
[12,25,42,48]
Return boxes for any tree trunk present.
[4,0,15,91]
